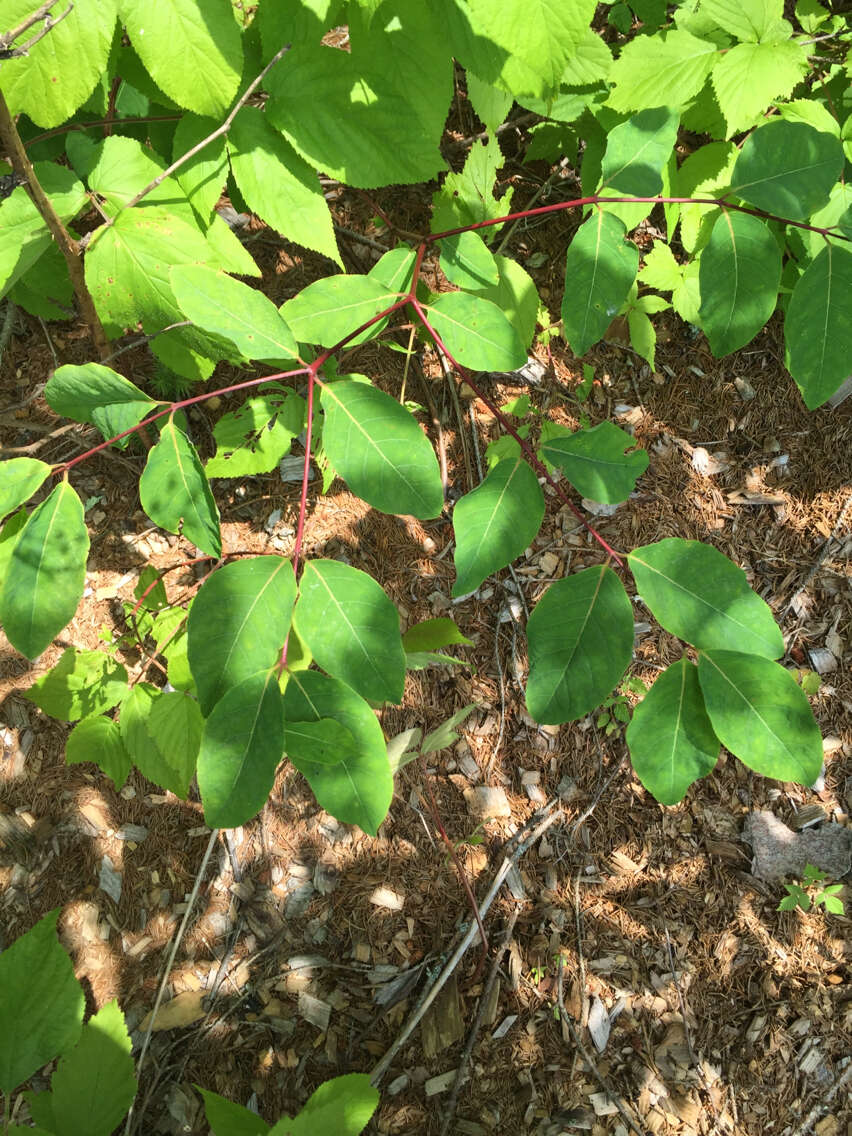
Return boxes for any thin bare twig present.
[0,1,72,56]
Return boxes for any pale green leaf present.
[66,716,131,790]
[0,510,26,595]
[526,566,634,723]
[0,164,86,298]
[139,420,221,557]
[540,421,649,503]
[198,670,284,829]
[49,1000,136,1136]
[205,392,305,478]
[698,651,822,784]
[711,41,807,138]
[452,456,545,597]
[0,483,89,659]
[0,458,51,519]
[701,0,783,40]
[119,684,193,797]
[466,72,513,131]
[626,658,719,805]
[627,308,656,367]
[172,114,228,221]
[561,210,638,356]
[638,241,684,291]
[294,559,405,704]
[280,275,400,347]
[432,135,512,234]
[147,692,203,798]
[424,290,527,371]
[785,243,852,409]
[269,1074,378,1136]
[402,618,473,652]
[25,648,127,721]
[729,120,844,219]
[607,30,718,114]
[563,28,613,87]
[675,140,738,254]
[320,379,444,518]
[368,247,417,292]
[46,363,157,448]
[628,539,784,658]
[421,704,478,754]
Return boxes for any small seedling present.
[778,864,844,915]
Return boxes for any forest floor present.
[1,125,851,1136]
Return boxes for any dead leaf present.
[140,990,205,1032]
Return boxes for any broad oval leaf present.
[698,212,782,356]
[0,458,51,519]
[320,379,443,518]
[282,719,357,766]
[697,651,822,785]
[0,909,84,1095]
[139,420,221,557]
[470,254,540,350]
[599,106,680,197]
[526,565,634,724]
[294,560,405,704]
[187,556,296,716]
[730,121,844,220]
[0,483,89,660]
[561,210,638,357]
[785,243,852,409]
[272,1073,379,1136]
[66,716,131,791]
[628,539,784,659]
[282,670,392,835]
[438,231,499,290]
[198,670,284,830]
[25,648,127,721]
[451,456,545,597]
[368,247,417,292]
[45,364,157,448]
[540,421,648,503]
[49,1000,136,1136]
[625,658,719,806]
[280,275,401,347]
[170,265,299,363]
[424,290,526,371]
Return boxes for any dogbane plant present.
[0,0,845,832]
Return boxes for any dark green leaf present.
[0,459,51,520]
[269,1073,379,1136]
[139,420,221,557]
[25,648,127,721]
[197,1087,270,1136]
[424,290,527,371]
[470,255,540,350]
[46,363,157,448]
[729,121,844,220]
[698,212,781,355]
[283,719,356,766]
[439,231,499,289]
[280,275,400,347]
[540,421,648,503]
[785,243,852,409]
[561,210,638,356]
[599,106,679,197]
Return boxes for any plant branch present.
[24,114,182,148]
[118,42,292,215]
[0,0,71,56]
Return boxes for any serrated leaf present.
[269,1073,379,1136]
[45,363,157,448]
[526,566,634,723]
[785,243,852,409]
[0,909,84,1094]
[368,247,417,292]
[0,483,89,660]
[283,719,356,766]
[561,210,638,356]
[66,716,131,790]
[25,648,127,721]
[698,211,782,355]
[424,290,527,371]
[638,242,683,291]
[0,458,51,519]
[294,560,405,704]
[171,265,298,362]
[470,254,540,349]
[626,658,719,805]
[628,539,784,658]
[431,135,512,235]
[48,1000,136,1136]
[320,379,444,518]
[0,0,116,127]
[280,275,400,348]
[729,121,844,220]
[283,670,392,835]
[402,618,473,653]
[711,41,807,138]
[120,684,194,798]
[451,456,545,597]
[700,0,782,40]
[607,30,717,114]
[205,392,306,478]
[675,140,738,254]
[228,106,342,267]
[466,72,513,132]
[187,556,296,716]
[439,231,499,289]
[697,651,822,784]
[172,114,228,221]
[197,1088,270,1136]
[0,164,86,298]
[540,421,648,503]
[121,0,242,116]
[599,106,680,197]
[139,420,221,557]
[10,240,74,321]
[198,670,284,829]
[147,693,203,797]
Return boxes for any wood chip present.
[424,1069,459,1096]
[464,785,511,819]
[298,991,331,1031]
[369,886,405,911]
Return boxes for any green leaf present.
[283,719,357,766]
[0,458,51,519]
[0,909,84,1094]
[626,308,656,368]
[0,509,27,595]
[121,0,242,116]
[294,559,406,704]
[0,0,116,127]
[0,482,89,660]
[10,240,74,321]
[540,421,648,503]
[368,247,417,292]
[466,72,513,132]
[228,106,342,267]
[599,106,680,197]
[25,648,127,721]
[282,670,392,835]
[46,363,157,448]
[432,135,512,234]
[625,658,719,805]
[785,243,852,409]
[66,716,132,791]
[187,556,296,716]
[139,420,221,557]
[698,211,782,355]
[700,0,782,40]
[48,1000,136,1136]
[526,566,634,723]
[628,539,784,658]
[561,211,638,357]
[675,140,738,254]
[206,392,306,478]
[171,265,298,363]
[439,231,499,289]
[119,684,194,798]
[402,618,473,653]
[470,254,540,350]
[451,456,545,597]
[198,670,284,829]
[280,275,400,348]
[697,651,823,784]
[421,704,478,754]
[172,114,228,222]
[424,290,527,371]
[320,379,444,518]
[638,242,684,291]
[197,1087,270,1136]
[729,121,844,220]
[607,30,718,114]
[269,1073,379,1136]
[711,41,807,138]
[147,692,203,797]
